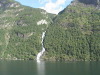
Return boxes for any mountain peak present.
[0,0,13,3]
[75,0,100,5]
[0,0,20,10]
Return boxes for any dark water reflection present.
[0,60,100,75]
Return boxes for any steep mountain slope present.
[44,0,100,61]
[0,0,53,60]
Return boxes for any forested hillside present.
[44,0,100,61]
[0,0,53,60]
[0,0,100,61]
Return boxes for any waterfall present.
[37,31,46,62]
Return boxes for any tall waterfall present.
[37,31,46,62]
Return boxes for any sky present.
[15,0,73,14]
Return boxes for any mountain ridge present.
[0,0,100,61]
[44,0,100,61]
[0,0,54,60]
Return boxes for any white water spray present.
[37,31,46,62]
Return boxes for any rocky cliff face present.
[0,0,53,60]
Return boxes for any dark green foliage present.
[0,0,100,61]
[44,1,100,61]
[0,0,53,60]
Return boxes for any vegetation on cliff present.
[0,0,53,60]
[0,0,100,61]
[44,0,100,61]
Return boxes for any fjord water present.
[0,61,100,75]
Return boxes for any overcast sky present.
[15,0,73,14]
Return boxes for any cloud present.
[39,0,49,4]
[39,0,67,14]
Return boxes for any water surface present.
[0,60,100,75]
